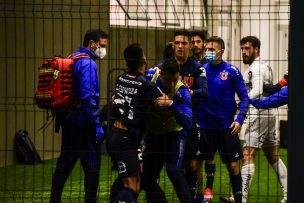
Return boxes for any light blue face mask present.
[205,51,217,63]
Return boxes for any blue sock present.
[230,173,242,203]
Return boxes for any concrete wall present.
[0,0,175,167]
[0,0,289,166]
[0,0,110,166]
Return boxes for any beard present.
[192,47,201,54]
[242,54,255,64]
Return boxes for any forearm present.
[263,83,281,95]
[192,76,208,98]
[170,102,193,131]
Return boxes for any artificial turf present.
[0,149,287,202]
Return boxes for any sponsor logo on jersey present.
[118,161,127,174]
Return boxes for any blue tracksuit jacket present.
[68,47,101,128]
[197,61,249,129]
[250,86,288,109]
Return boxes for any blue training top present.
[197,61,249,129]
[250,86,288,109]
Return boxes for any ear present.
[189,42,193,49]
[88,40,95,49]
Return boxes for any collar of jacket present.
[77,47,98,60]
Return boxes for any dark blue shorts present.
[197,128,243,163]
[184,126,201,160]
[107,126,141,178]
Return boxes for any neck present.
[193,52,205,61]
[138,66,145,75]
[175,56,187,64]
[213,60,222,66]
[249,56,259,66]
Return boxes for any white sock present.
[241,164,255,202]
[272,158,288,199]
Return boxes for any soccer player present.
[191,30,209,65]
[240,36,287,203]
[197,36,249,203]
[142,58,193,203]
[107,43,165,203]
[189,30,217,202]
[167,29,208,202]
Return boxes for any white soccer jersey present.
[243,57,275,116]
[243,57,278,148]
[243,57,273,98]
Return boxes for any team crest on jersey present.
[182,75,194,88]
[220,71,228,80]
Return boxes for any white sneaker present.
[280,198,287,203]
[280,189,287,203]
[242,195,247,203]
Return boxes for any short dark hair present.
[163,42,174,59]
[174,30,191,41]
[160,58,180,76]
[124,43,145,71]
[191,30,208,41]
[83,29,108,47]
[240,36,260,49]
[206,36,225,50]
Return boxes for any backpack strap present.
[67,53,91,60]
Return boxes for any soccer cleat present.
[219,196,235,203]
[193,193,203,203]
[280,198,287,203]
[203,188,213,202]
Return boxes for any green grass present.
[0,149,287,202]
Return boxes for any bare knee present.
[123,176,141,193]
[242,147,256,165]
[263,146,280,165]
[227,162,240,175]
[206,159,215,165]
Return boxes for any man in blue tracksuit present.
[161,30,208,202]
[196,36,249,203]
[50,29,108,203]
[142,58,193,203]
[251,86,288,108]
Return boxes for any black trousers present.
[50,121,101,203]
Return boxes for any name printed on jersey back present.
[116,84,138,95]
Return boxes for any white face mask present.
[95,47,106,59]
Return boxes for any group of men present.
[49,28,288,203]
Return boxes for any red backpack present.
[34,54,90,110]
